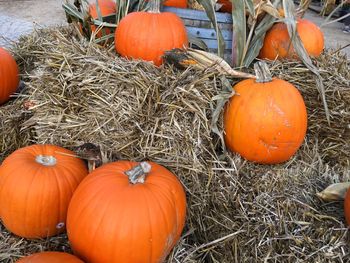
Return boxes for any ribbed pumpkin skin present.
[344,188,350,225]
[163,0,187,8]
[89,0,117,36]
[16,252,83,263]
[224,79,307,164]
[0,144,88,238]
[115,12,188,66]
[259,19,324,60]
[67,161,187,263]
[0,47,19,105]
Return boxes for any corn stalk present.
[196,0,226,57]
[62,0,148,44]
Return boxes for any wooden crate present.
[162,6,233,64]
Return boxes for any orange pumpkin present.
[67,161,187,263]
[217,0,233,13]
[344,188,350,225]
[0,144,88,238]
[16,252,83,263]
[259,19,324,60]
[0,47,19,105]
[163,0,187,8]
[224,62,307,164]
[88,0,117,37]
[115,0,188,66]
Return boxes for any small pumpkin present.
[115,0,188,66]
[0,144,88,238]
[67,161,187,263]
[259,19,324,60]
[163,0,187,8]
[224,62,307,164]
[88,0,117,38]
[16,252,83,263]
[0,47,19,105]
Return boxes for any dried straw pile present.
[0,26,349,262]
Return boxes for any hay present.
[0,26,350,262]
[0,95,31,162]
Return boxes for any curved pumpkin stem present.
[148,0,161,13]
[35,155,57,166]
[125,162,152,184]
[254,61,272,83]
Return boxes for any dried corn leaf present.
[187,48,256,78]
[261,0,282,18]
[231,0,247,67]
[283,0,330,123]
[243,0,280,66]
[196,0,225,57]
[316,182,350,201]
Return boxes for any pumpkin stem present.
[254,61,272,83]
[148,0,161,13]
[35,155,57,166]
[125,162,152,184]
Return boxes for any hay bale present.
[0,98,32,162]
[0,26,349,262]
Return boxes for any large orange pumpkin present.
[163,0,187,8]
[224,62,307,164]
[344,188,350,225]
[0,47,19,105]
[67,161,187,263]
[16,252,83,263]
[115,0,188,66]
[259,19,324,60]
[88,0,117,37]
[0,144,88,238]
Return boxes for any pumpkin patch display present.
[259,19,324,60]
[115,0,188,66]
[16,252,84,263]
[0,47,19,105]
[67,161,187,263]
[0,144,88,238]
[224,62,307,164]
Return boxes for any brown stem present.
[148,0,161,13]
[254,61,272,83]
[125,162,152,184]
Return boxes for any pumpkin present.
[259,19,324,60]
[67,161,187,263]
[88,0,117,38]
[217,0,233,13]
[115,0,188,66]
[344,188,350,225]
[0,144,88,238]
[163,0,187,8]
[0,47,19,105]
[16,252,83,263]
[224,62,307,164]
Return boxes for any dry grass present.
[0,26,349,262]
